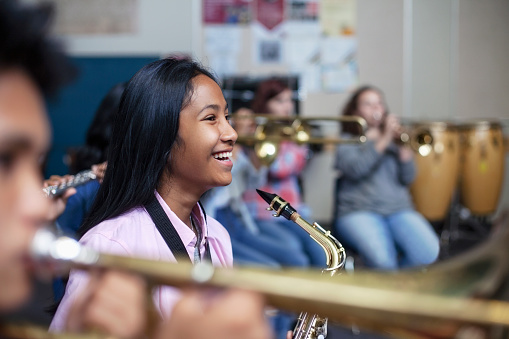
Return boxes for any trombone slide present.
[29,228,509,338]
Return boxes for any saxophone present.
[256,189,346,339]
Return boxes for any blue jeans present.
[215,207,310,267]
[334,210,440,270]
[230,239,280,268]
[256,218,327,268]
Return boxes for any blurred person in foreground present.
[0,1,271,338]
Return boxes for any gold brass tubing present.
[232,114,369,144]
[24,219,509,338]
[60,252,509,336]
[34,240,509,334]
[236,135,367,144]
[287,212,345,276]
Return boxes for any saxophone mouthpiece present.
[256,189,296,220]
[256,189,277,205]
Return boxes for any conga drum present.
[458,120,505,215]
[409,122,461,221]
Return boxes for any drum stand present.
[439,191,492,259]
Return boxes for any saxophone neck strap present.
[144,195,211,264]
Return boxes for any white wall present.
[456,0,509,218]
[457,0,509,119]
[63,0,194,56]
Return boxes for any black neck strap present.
[144,196,211,264]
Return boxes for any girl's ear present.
[165,150,172,166]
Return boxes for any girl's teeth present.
[213,152,232,159]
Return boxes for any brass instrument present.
[6,212,509,339]
[43,169,97,197]
[235,115,368,166]
[256,189,346,339]
[397,127,434,156]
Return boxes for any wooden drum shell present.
[458,121,505,215]
[410,123,461,221]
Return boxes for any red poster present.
[203,0,252,24]
[255,0,284,30]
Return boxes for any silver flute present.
[43,170,97,197]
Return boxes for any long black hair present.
[78,57,217,237]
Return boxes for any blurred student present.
[202,107,309,268]
[333,85,440,270]
[243,78,326,267]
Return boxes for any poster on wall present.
[284,21,321,91]
[252,22,285,65]
[203,0,358,93]
[255,0,285,30]
[287,0,319,22]
[203,0,252,24]
[320,37,357,92]
[42,0,139,35]
[204,25,243,76]
[320,0,356,36]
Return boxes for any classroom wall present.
[52,0,509,223]
[303,0,509,223]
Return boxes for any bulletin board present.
[202,0,358,95]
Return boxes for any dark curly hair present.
[0,0,76,96]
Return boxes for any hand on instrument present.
[43,175,76,222]
[383,114,401,140]
[65,270,148,339]
[374,114,401,153]
[91,161,107,183]
[157,288,273,339]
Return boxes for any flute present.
[43,170,97,197]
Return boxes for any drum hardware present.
[439,191,493,260]
[235,115,368,166]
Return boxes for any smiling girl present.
[51,57,239,330]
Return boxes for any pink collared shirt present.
[50,192,233,332]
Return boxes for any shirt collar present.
[154,191,208,246]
